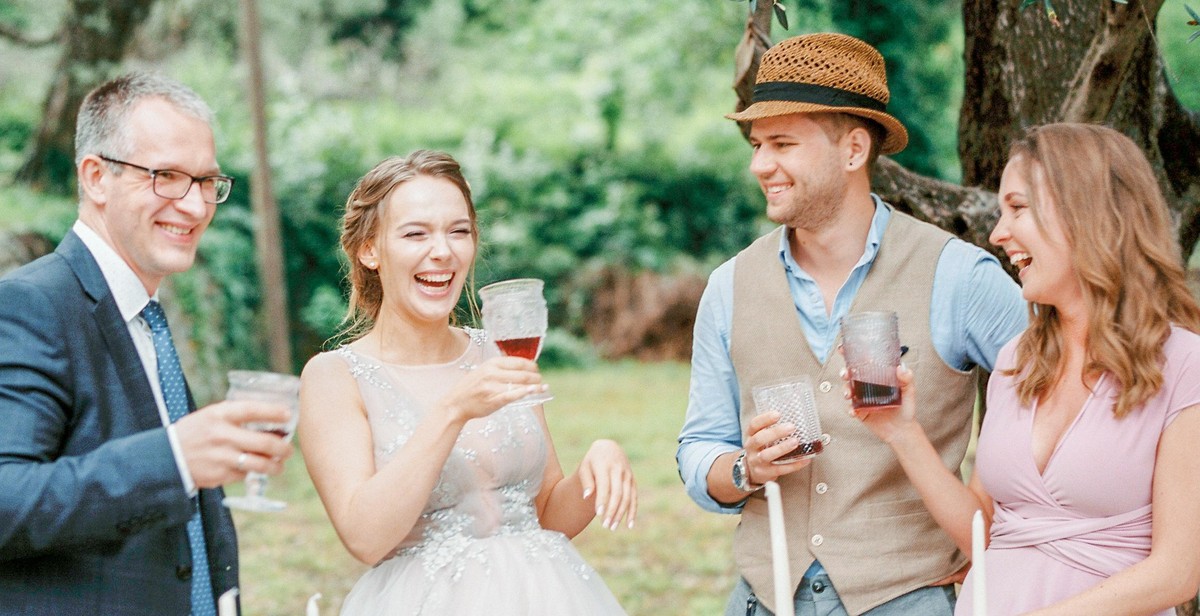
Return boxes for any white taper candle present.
[764,481,795,616]
[217,587,238,616]
[307,592,323,616]
[972,509,987,616]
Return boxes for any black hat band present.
[753,81,887,113]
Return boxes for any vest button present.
[175,564,192,580]
[815,482,828,494]
[811,534,824,546]
[818,380,832,393]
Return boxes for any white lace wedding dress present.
[331,328,627,615]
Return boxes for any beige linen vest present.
[730,212,976,615]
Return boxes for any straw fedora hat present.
[727,33,909,155]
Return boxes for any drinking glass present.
[752,376,830,464]
[478,278,553,406]
[841,311,903,410]
[222,370,301,512]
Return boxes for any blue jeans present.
[724,574,956,616]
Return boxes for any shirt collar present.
[777,194,893,275]
[72,220,156,322]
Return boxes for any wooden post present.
[237,0,292,373]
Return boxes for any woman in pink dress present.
[298,150,636,614]
[853,123,1200,614]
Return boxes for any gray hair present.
[74,71,215,166]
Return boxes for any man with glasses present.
[0,72,292,615]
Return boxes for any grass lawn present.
[231,360,738,615]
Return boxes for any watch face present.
[733,453,748,491]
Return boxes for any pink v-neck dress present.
[956,327,1200,615]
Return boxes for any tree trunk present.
[237,0,293,373]
[14,0,157,191]
[959,0,1200,260]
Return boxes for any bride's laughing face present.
[361,175,477,326]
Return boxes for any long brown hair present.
[1003,123,1200,417]
[338,150,478,342]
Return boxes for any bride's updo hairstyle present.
[338,150,477,340]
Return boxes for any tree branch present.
[872,157,1008,262]
[0,23,60,47]
[730,1,775,140]
[1059,0,1166,122]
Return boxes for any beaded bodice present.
[337,328,549,574]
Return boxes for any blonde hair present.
[1004,123,1200,418]
[338,150,478,341]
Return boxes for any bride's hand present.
[440,356,546,423]
[578,439,637,531]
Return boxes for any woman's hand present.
[844,363,919,444]
[439,356,547,424]
[578,439,638,531]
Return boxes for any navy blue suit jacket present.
[0,231,238,615]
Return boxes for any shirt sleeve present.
[1162,328,1200,426]
[932,238,1028,372]
[676,259,745,514]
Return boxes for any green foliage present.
[538,327,598,369]
[6,0,1195,375]
[730,0,790,30]
[1162,0,1200,107]
[0,184,74,236]
[324,0,436,60]
[1186,3,1200,42]
[151,0,759,368]
[825,0,965,181]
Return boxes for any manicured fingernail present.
[583,487,593,499]
[604,518,613,530]
[628,519,635,530]
[596,505,605,517]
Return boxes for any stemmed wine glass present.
[478,278,554,407]
[222,370,301,512]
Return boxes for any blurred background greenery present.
[1,1,1198,613]
[2,0,1197,385]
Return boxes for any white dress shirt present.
[73,220,197,496]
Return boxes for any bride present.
[298,150,636,615]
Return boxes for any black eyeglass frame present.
[98,155,235,204]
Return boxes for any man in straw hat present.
[677,33,1026,615]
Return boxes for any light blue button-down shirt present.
[676,197,1026,510]
[675,198,1027,580]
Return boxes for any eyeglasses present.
[98,155,235,204]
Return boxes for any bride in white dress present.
[298,150,636,615]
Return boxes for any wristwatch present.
[731,450,761,494]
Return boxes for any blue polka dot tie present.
[142,300,217,616]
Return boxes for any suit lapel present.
[58,231,163,433]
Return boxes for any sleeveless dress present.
[956,327,1200,615]
[332,328,627,615]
